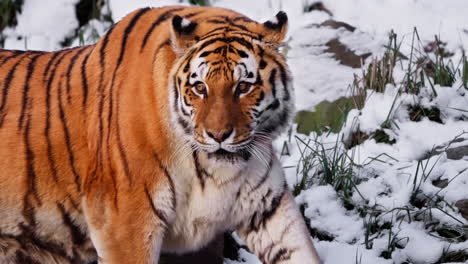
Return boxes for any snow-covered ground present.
[3,0,468,263]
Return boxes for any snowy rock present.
[304,2,333,17]
[446,145,468,161]
[320,20,356,32]
[324,38,371,68]
[455,199,468,221]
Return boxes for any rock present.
[320,20,356,32]
[446,145,468,160]
[432,178,449,188]
[305,2,333,16]
[325,39,371,68]
[455,199,468,221]
[422,136,468,160]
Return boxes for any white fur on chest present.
[161,150,284,254]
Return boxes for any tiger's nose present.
[206,128,233,143]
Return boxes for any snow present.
[3,0,468,263]
[108,0,186,21]
[4,0,79,51]
[323,0,468,52]
[297,185,363,243]
[314,240,393,264]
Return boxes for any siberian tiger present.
[0,5,321,264]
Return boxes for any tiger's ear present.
[171,15,198,54]
[262,11,288,44]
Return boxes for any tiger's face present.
[169,12,293,164]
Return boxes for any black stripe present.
[0,52,25,67]
[96,25,116,180]
[65,47,88,104]
[56,203,87,245]
[184,11,202,18]
[192,151,205,190]
[110,8,152,184]
[259,243,275,263]
[174,96,192,133]
[175,48,198,75]
[153,152,177,210]
[0,55,28,127]
[207,19,225,24]
[80,52,91,107]
[58,79,81,192]
[197,37,254,54]
[199,30,259,42]
[232,17,254,23]
[199,51,211,57]
[254,71,263,86]
[141,7,185,51]
[270,248,291,264]
[269,68,277,98]
[17,223,71,259]
[144,185,169,226]
[18,54,42,130]
[45,51,74,182]
[23,106,41,226]
[202,26,228,37]
[197,38,226,53]
[156,39,171,51]
[209,15,250,32]
[269,55,290,101]
[237,63,249,80]
[261,187,286,224]
[226,36,254,51]
[259,106,290,133]
[237,49,249,58]
[42,52,61,82]
[265,99,280,111]
[250,153,274,192]
[100,24,116,67]
[117,8,152,68]
[44,50,75,87]
[248,187,286,232]
[173,77,180,112]
[114,94,131,182]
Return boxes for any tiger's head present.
[168,11,293,164]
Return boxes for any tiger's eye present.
[237,82,252,94]
[194,82,207,94]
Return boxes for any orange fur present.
[0,6,316,264]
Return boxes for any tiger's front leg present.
[237,161,321,264]
[83,172,175,264]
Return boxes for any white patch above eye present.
[191,57,209,80]
[234,52,258,84]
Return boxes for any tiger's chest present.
[162,154,281,253]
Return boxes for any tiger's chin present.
[206,149,251,164]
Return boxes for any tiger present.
[0,5,321,264]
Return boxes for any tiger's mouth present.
[207,148,251,162]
